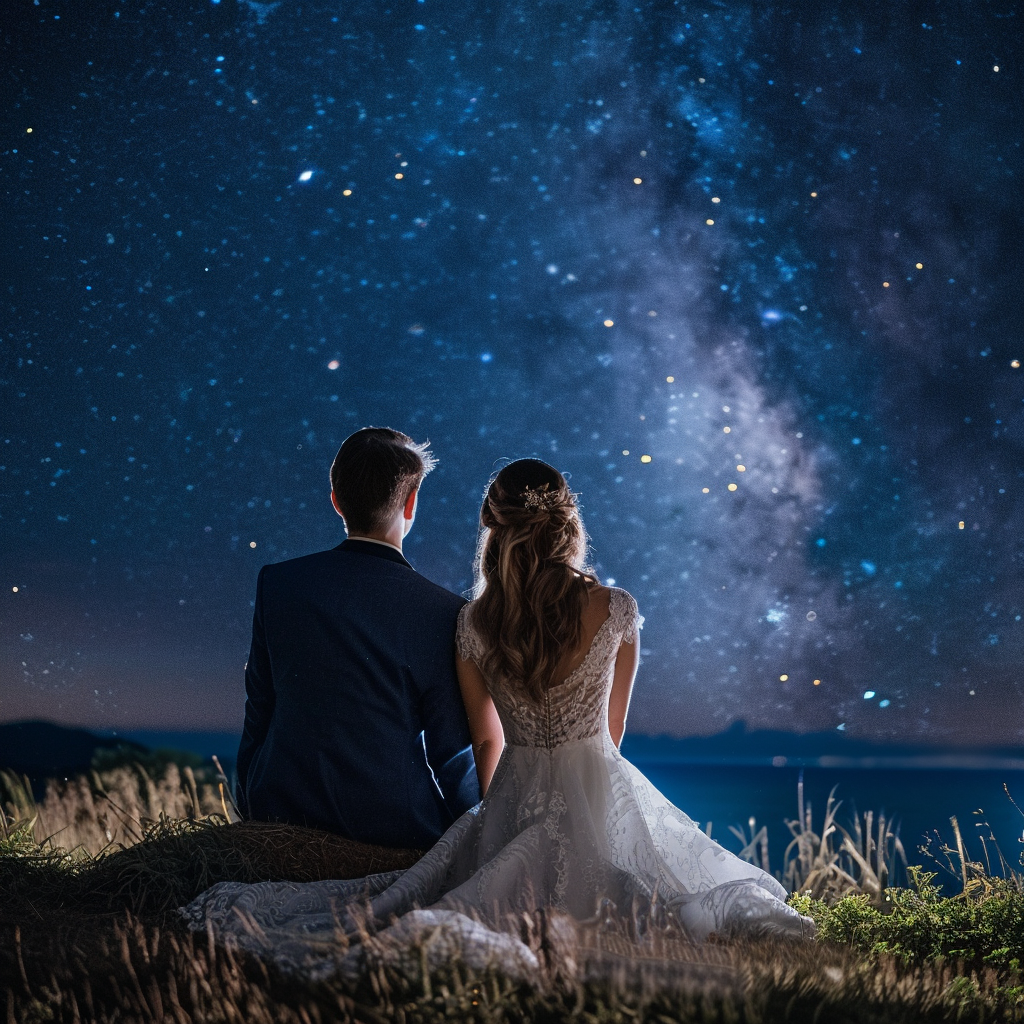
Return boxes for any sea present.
[121,730,1024,891]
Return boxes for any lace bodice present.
[456,588,642,748]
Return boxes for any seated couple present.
[183,427,812,976]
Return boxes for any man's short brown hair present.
[330,427,437,535]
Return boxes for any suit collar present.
[338,538,413,569]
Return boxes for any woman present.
[182,460,812,976]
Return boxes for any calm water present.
[628,760,1024,888]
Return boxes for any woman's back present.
[456,586,639,748]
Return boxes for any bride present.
[182,459,812,975]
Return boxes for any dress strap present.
[456,603,482,663]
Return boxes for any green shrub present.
[790,869,1024,969]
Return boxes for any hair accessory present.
[522,483,559,511]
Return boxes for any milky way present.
[2,0,1021,744]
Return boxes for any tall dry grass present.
[730,777,908,903]
[1,761,232,856]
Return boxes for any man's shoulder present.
[260,547,341,579]
[260,548,466,612]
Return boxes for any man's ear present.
[331,490,345,518]
[403,487,418,521]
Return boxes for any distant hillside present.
[113,730,240,765]
[0,720,147,783]
[622,721,1024,770]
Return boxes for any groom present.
[235,427,479,849]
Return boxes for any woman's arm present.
[456,655,505,795]
[608,637,640,747]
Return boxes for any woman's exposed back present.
[469,459,602,701]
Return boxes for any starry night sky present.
[2,0,1022,745]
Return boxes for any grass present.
[3,763,1024,1021]
[1,759,226,857]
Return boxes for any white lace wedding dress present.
[182,588,812,978]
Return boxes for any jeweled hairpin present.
[522,484,559,511]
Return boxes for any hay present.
[1,817,423,923]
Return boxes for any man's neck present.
[347,533,404,555]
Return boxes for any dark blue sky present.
[2,0,1021,745]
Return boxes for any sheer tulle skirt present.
[182,736,813,977]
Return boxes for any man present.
[236,427,479,849]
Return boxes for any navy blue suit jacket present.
[236,539,480,848]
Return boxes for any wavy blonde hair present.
[470,459,599,702]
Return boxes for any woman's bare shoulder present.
[583,582,614,619]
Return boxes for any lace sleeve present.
[455,603,481,663]
[611,588,643,645]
